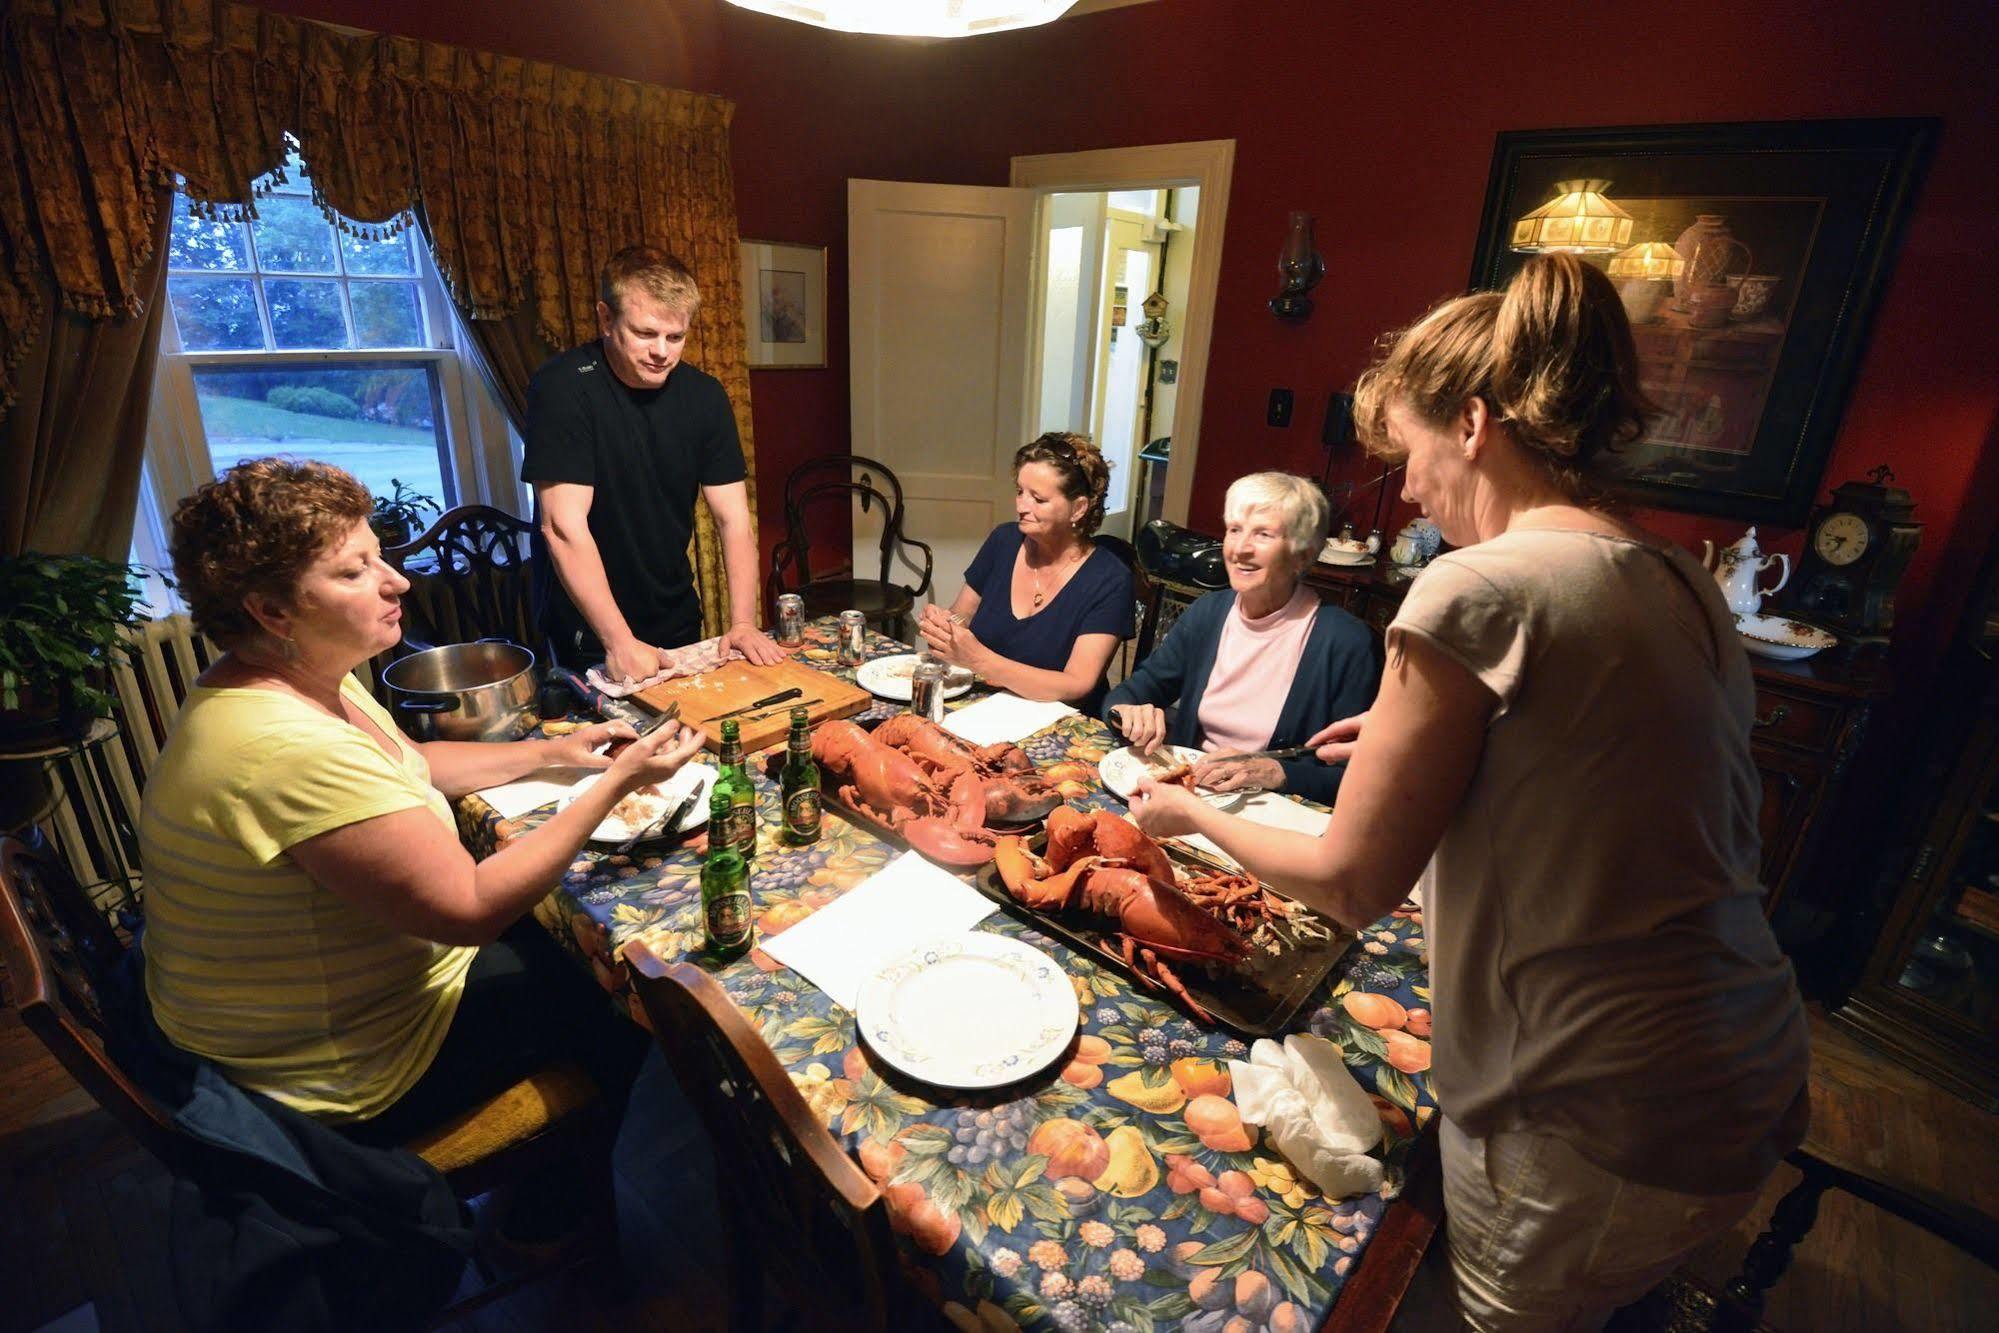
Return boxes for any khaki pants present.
[1440,1118,1763,1332]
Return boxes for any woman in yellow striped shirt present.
[140,458,703,1146]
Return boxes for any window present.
[138,139,523,593]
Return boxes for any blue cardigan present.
[1102,590,1379,804]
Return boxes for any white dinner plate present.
[1736,613,1838,661]
[1097,744,1250,809]
[855,933,1078,1089]
[559,762,717,844]
[855,653,977,702]
[1317,547,1374,567]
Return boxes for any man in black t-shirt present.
[522,247,782,679]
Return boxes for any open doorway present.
[1031,186,1196,542]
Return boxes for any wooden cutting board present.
[632,657,870,752]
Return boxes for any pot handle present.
[397,696,462,714]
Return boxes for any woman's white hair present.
[1222,472,1331,561]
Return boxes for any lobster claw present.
[994,836,1086,911]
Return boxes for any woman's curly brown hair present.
[170,458,373,647]
[1013,431,1112,538]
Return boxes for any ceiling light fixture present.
[723,1,1076,39]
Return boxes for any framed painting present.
[1469,118,1934,524]
[740,239,827,369]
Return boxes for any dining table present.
[458,617,1438,1333]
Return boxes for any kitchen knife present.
[704,687,802,723]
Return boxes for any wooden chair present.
[1095,533,1157,679]
[768,455,933,637]
[0,826,618,1320]
[381,503,540,657]
[623,941,911,1332]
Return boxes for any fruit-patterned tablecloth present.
[460,619,1436,1333]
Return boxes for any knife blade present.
[704,687,802,723]
[1197,744,1316,765]
[737,696,824,727]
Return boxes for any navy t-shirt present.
[521,342,746,663]
[963,524,1134,714]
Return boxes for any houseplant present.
[0,552,152,746]
[369,479,442,548]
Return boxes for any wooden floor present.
[2,1004,1994,1333]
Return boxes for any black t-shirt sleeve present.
[1073,554,1136,638]
[695,375,748,487]
[964,525,1012,593]
[521,360,596,488]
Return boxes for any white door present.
[849,179,1038,608]
[1088,214,1158,543]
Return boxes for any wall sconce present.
[1135,291,1172,348]
[1509,179,1633,254]
[1269,211,1324,319]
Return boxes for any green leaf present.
[1374,1064,1418,1109]
[1267,1242,1319,1303]
[1188,1229,1258,1265]
[1014,1154,1048,1188]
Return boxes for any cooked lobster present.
[995,808,1252,1023]
[870,715,1061,825]
[811,719,999,868]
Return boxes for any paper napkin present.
[1228,1034,1385,1199]
[1179,792,1333,867]
[757,852,999,1009]
[940,693,1077,747]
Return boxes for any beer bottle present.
[700,786,753,959]
[780,706,822,845]
[714,718,758,862]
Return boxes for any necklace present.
[1028,542,1084,609]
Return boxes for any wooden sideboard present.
[1147,558,1889,920]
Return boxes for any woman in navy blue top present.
[918,433,1134,714]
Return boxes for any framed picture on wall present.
[1469,118,1934,525]
[740,239,827,369]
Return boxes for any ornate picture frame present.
[1469,118,1934,524]
[739,239,828,369]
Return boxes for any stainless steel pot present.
[383,640,538,742]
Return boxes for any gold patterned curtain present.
[0,0,755,631]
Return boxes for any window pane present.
[168,275,265,350]
[341,227,417,276]
[249,195,339,273]
[190,364,451,509]
[264,278,351,349]
[167,195,251,272]
[349,281,425,348]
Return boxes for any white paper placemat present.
[940,693,1077,747]
[757,852,1001,1010]
[472,769,594,820]
[1179,792,1333,866]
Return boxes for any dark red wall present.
[254,0,1999,681]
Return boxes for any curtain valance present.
[1,0,747,408]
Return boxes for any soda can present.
[910,655,947,723]
[776,593,805,644]
[837,610,868,665]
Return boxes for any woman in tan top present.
[1133,255,1809,1331]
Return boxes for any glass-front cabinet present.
[1836,550,1999,1108]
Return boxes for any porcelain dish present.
[855,653,976,702]
[1736,613,1837,661]
[1098,745,1251,808]
[855,933,1078,1089]
[560,762,716,843]
[1316,545,1374,567]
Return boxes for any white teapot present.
[1701,526,1790,619]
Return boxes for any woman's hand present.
[1191,755,1283,793]
[1129,774,1207,839]
[1109,703,1168,755]
[540,720,633,769]
[605,722,707,795]
[919,609,984,670]
[1307,711,1369,765]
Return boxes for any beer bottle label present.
[723,804,757,857]
[784,787,821,839]
[705,890,752,948]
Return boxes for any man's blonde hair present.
[599,245,701,320]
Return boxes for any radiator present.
[35,618,380,914]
